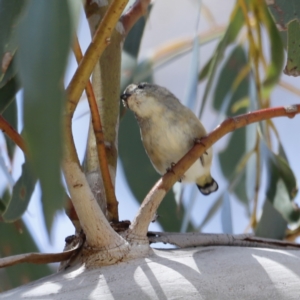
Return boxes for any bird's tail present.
[196,176,218,195]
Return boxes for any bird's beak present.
[120,93,131,108]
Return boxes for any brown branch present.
[0,234,83,268]
[66,0,129,118]
[129,105,300,237]
[73,37,119,222]
[121,0,151,35]
[0,115,26,153]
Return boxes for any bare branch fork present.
[129,104,300,237]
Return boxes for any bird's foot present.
[194,138,208,167]
[166,162,176,174]
[166,163,184,182]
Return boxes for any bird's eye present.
[137,83,146,89]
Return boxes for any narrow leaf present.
[0,76,19,113]
[0,220,52,291]
[261,144,300,226]
[284,19,300,76]
[17,1,73,231]
[3,159,37,222]
[259,2,284,92]
[0,0,27,85]
[198,3,245,116]
[255,199,287,239]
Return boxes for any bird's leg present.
[194,137,208,167]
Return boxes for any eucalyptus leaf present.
[17,1,73,231]
[255,199,287,239]
[268,0,300,30]
[259,2,284,92]
[284,19,300,76]
[3,159,37,222]
[0,220,52,291]
[0,189,10,213]
[0,0,27,84]
[0,76,20,113]
[260,143,300,228]
[213,46,249,115]
[198,3,245,116]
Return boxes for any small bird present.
[121,83,218,195]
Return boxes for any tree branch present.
[66,0,128,114]
[129,104,300,236]
[63,0,129,247]
[0,115,26,154]
[148,232,300,249]
[0,233,83,268]
[73,37,119,222]
[121,0,151,35]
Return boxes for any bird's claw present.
[194,138,208,167]
[166,162,176,174]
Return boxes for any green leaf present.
[118,112,185,231]
[0,189,10,213]
[255,199,287,239]
[0,76,19,113]
[213,46,249,115]
[259,2,284,93]
[268,0,300,30]
[121,5,152,92]
[3,159,37,222]
[123,5,152,57]
[219,129,246,178]
[198,3,245,116]
[0,0,27,85]
[17,1,73,231]
[262,144,300,226]
[2,96,17,160]
[283,19,300,76]
[0,220,52,292]
[264,146,298,201]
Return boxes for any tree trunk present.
[1,246,300,299]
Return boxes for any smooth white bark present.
[1,246,300,299]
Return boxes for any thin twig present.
[121,0,151,35]
[0,115,26,153]
[73,37,119,222]
[0,233,84,268]
[129,105,300,237]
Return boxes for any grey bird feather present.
[121,82,218,195]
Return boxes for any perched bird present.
[121,83,218,195]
